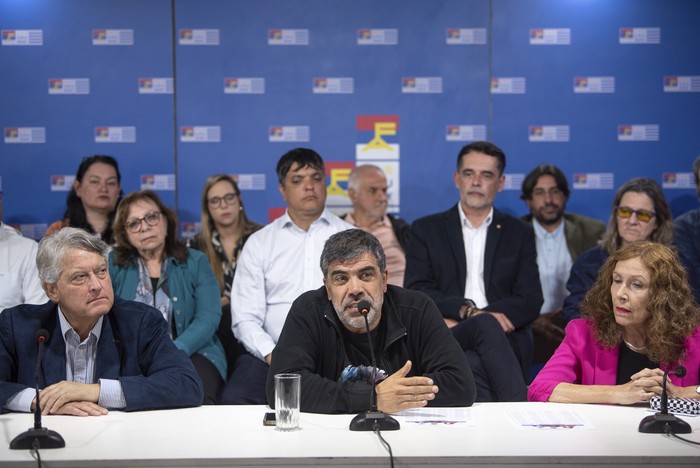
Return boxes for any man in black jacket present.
[266,229,475,414]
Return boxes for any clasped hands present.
[619,368,690,405]
[375,360,438,414]
[32,381,108,417]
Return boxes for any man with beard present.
[266,229,475,414]
[404,141,539,401]
[520,164,605,368]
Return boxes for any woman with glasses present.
[189,175,262,381]
[562,178,673,324]
[108,190,225,404]
[44,155,122,244]
[529,241,700,404]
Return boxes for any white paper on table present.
[507,409,596,430]
[396,407,475,426]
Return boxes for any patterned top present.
[191,226,262,299]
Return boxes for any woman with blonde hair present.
[190,175,262,379]
[529,241,700,403]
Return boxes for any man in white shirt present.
[520,164,605,368]
[221,148,352,404]
[342,165,410,287]
[0,191,47,312]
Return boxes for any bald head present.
[348,165,389,224]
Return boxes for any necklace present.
[623,339,647,353]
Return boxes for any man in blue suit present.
[404,141,542,401]
[0,227,203,415]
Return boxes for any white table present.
[1,402,699,467]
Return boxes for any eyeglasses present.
[208,192,238,208]
[615,206,656,223]
[125,211,162,233]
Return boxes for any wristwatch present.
[460,299,478,320]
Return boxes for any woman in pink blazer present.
[529,241,700,404]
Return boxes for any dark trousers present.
[217,353,269,405]
[451,313,527,402]
[191,353,224,405]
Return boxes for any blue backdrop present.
[1,0,699,239]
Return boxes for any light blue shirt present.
[533,219,572,314]
[5,309,126,412]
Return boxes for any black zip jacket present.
[266,285,476,414]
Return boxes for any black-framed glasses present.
[615,206,656,223]
[125,211,162,233]
[208,192,238,208]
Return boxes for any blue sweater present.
[109,249,226,379]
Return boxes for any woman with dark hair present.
[562,177,673,323]
[529,241,700,403]
[45,155,122,244]
[108,190,225,404]
[189,175,262,375]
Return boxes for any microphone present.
[638,365,692,434]
[10,329,66,450]
[349,300,400,432]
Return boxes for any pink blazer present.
[528,319,700,402]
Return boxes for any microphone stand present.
[349,304,400,432]
[10,332,66,450]
[638,366,692,434]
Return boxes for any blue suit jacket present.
[404,204,543,375]
[0,297,203,412]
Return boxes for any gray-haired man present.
[267,229,475,414]
[0,227,202,415]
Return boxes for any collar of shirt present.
[57,306,104,344]
[532,217,565,240]
[344,212,391,230]
[458,204,494,231]
[281,208,333,233]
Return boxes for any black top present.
[616,342,658,384]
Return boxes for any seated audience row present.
[2,144,699,414]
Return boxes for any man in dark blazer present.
[0,227,203,415]
[405,141,542,400]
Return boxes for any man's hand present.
[375,361,438,414]
[38,381,100,415]
[443,318,459,328]
[532,311,565,342]
[487,311,515,334]
[49,401,108,417]
[264,353,272,365]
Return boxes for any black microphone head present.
[674,365,687,378]
[357,300,372,316]
[35,329,50,344]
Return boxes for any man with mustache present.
[520,164,605,369]
[267,229,475,413]
[223,148,352,405]
[404,141,542,401]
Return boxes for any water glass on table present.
[274,373,300,431]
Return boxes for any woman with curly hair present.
[562,177,674,324]
[529,241,700,403]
